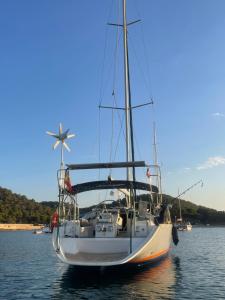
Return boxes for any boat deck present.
[64,251,128,262]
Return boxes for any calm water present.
[0,228,225,299]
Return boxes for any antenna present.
[46,123,75,168]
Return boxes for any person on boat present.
[156,203,171,224]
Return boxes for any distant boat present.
[177,221,192,231]
[42,226,52,234]
[174,180,203,231]
[176,195,192,231]
[184,222,192,231]
[33,229,43,234]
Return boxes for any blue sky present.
[1,0,225,210]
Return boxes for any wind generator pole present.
[60,143,65,193]
[46,123,75,187]
[60,142,64,169]
[46,123,75,242]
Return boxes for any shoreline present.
[0,224,44,231]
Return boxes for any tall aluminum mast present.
[123,0,132,181]
[122,0,137,252]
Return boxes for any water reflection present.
[53,256,179,299]
[2,229,225,299]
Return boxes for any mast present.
[123,0,136,253]
[123,0,133,181]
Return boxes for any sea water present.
[0,227,225,299]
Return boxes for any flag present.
[146,167,151,178]
[51,210,59,232]
[64,171,73,193]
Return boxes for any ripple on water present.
[1,228,225,299]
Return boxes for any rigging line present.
[133,126,152,183]
[128,33,152,100]
[110,60,126,164]
[100,31,123,109]
[133,129,143,168]
[111,95,126,163]
[133,0,154,100]
[98,0,118,186]
[107,4,126,159]
[109,104,114,169]
[99,0,115,107]
[126,24,137,209]
[133,112,158,183]
[99,89,126,166]
[111,73,126,142]
[110,43,126,163]
[98,107,101,181]
[114,97,126,140]
[101,2,123,108]
[127,25,150,187]
[112,114,125,163]
[109,0,120,168]
[112,0,120,92]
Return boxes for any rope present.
[133,0,154,100]
[99,0,115,107]
[98,107,101,203]
[113,113,125,162]
[109,1,120,171]
[128,34,152,100]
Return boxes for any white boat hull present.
[52,224,172,267]
[177,223,192,231]
[185,224,192,231]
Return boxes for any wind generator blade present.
[65,129,70,135]
[59,123,63,135]
[53,140,60,150]
[46,131,57,137]
[67,134,75,139]
[63,141,71,152]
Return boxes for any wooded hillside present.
[0,187,56,224]
[0,186,225,225]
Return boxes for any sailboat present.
[174,181,203,232]
[176,195,192,232]
[51,0,173,267]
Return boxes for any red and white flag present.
[64,172,73,193]
[146,167,151,178]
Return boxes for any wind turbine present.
[46,123,75,168]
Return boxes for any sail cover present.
[71,180,158,194]
[67,161,146,170]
